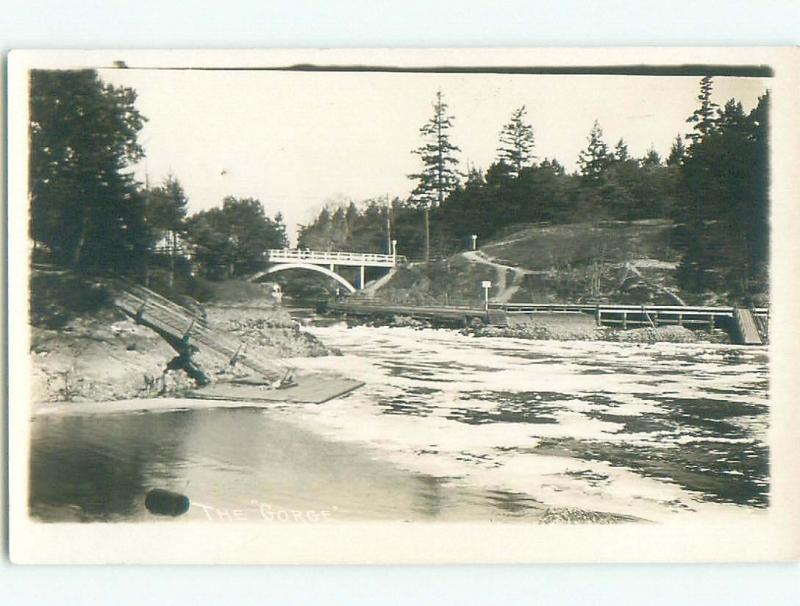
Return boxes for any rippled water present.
[30,323,769,523]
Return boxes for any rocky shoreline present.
[336,312,731,345]
[30,302,337,403]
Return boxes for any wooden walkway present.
[326,299,769,344]
[109,276,284,382]
[733,308,763,345]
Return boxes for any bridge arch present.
[250,262,357,293]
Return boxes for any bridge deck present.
[266,248,398,267]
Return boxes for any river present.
[29,317,770,524]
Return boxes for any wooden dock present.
[187,376,365,404]
[325,299,768,344]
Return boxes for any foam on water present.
[284,324,770,521]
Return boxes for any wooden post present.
[708,315,715,333]
[595,305,601,326]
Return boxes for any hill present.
[369,220,693,306]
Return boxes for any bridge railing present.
[266,248,399,266]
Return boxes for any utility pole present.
[143,170,150,287]
[385,194,392,255]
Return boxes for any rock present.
[144,488,190,516]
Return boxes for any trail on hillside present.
[462,250,532,303]
[626,261,686,306]
[362,268,398,296]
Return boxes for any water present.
[30,322,769,523]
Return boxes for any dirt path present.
[362,267,398,296]
[461,250,532,303]
[625,262,686,306]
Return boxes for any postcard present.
[7,48,800,563]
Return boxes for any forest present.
[298,81,769,302]
[28,70,769,304]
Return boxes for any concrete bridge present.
[250,248,401,293]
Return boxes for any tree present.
[613,138,630,162]
[641,147,662,167]
[674,90,769,300]
[409,91,461,260]
[29,69,147,271]
[185,196,288,279]
[577,121,611,181]
[667,134,687,166]
[686,76,719,145]
[144,174,189,287]
[497,105,535,177]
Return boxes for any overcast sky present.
[99,69,768,244]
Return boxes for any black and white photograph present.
[7,48,800,564]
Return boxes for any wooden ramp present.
[186,376,364,404]
[108,275,284,382]
[733,308,763,345]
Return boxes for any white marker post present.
[471,234,478,250]
[481,280,492,311]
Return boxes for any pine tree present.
[613,138,630,162]
[641,147,662,167]
[667,135,686,166]
[409,91,461,261]
[686,76,719,145]
[577,121,611,181]
[497,105,535,177]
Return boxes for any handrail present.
[266,248,401,265]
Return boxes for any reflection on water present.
[30,407,543,522]
[30,322,770,523]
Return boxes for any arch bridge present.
[250,248,401,293]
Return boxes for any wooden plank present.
[187,376,364,404]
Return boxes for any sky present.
[99,68,769,244]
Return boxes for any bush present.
[30,271,114,329]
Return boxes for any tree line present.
[28,69,288,292]
[28,70,769,303]
[299,78,769,302]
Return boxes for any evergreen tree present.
[497,105,536,177]
[409,91,461,260]
[641,147,662,167]
[686,76,719,145]
[667,135,686,166]
[577,121,611,181]
[674,90,769,300]
[29,69,146,271]
[613,138,630,162]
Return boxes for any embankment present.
[341,311,717,344]
[30,272,336,403]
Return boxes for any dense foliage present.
[29,71,769,304]
[29,70,146,271]
[185,197,288,279]
[673,90,769,301]
[298,78,769,303]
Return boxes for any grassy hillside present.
[482,220,676,270]
[374,220,694,306]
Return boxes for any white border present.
[7,47,800,564]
